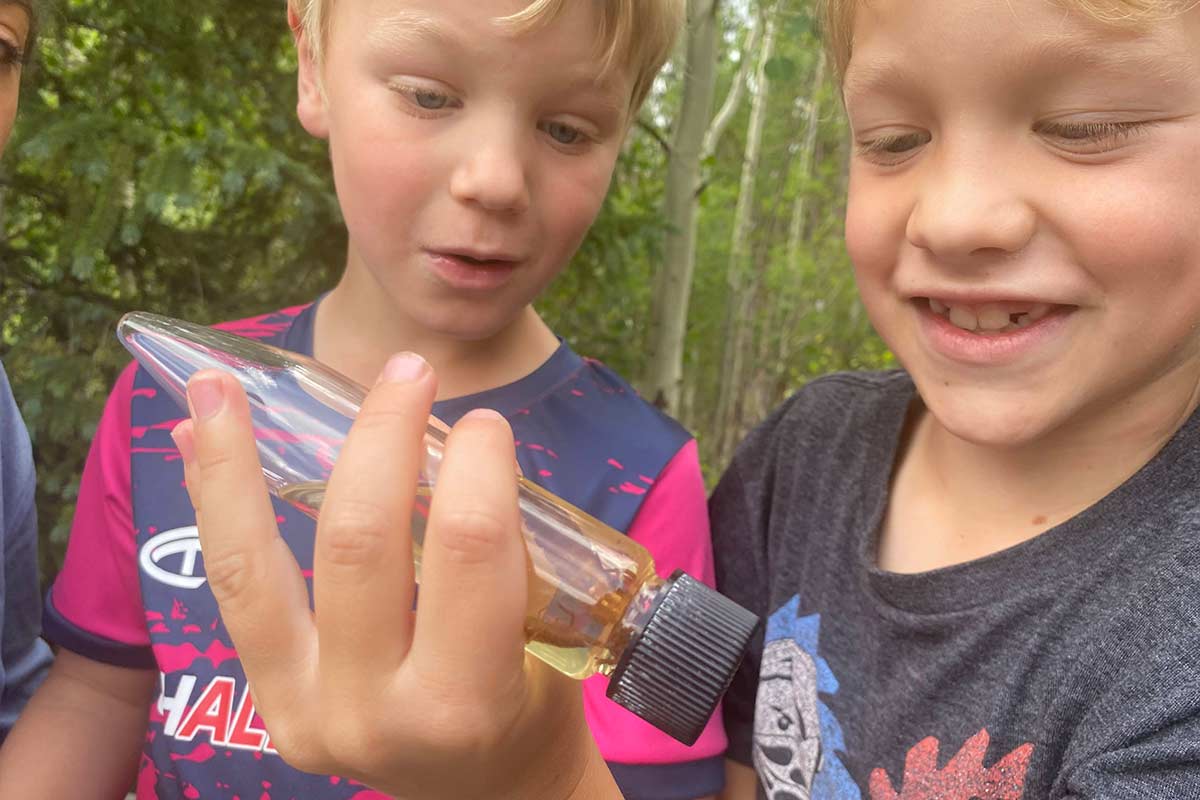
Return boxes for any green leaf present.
[764,56,797,82]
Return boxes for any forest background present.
[0,0,893,582]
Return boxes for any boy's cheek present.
[843,192,908,279]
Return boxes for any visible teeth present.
[948,306,978,331]
[977,305,1011,331]
[931,297,1056,333]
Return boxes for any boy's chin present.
[917,387,1066,450]
[409,305,522,343]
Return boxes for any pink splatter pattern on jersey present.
[212,305,306,340]
[153,640,240,674]
[170,744,218,763]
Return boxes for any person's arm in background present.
[0,360,53,742]
[0,364,157,796]
[720,761,759,799]
[0,651,155,798]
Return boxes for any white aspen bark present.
[785,50,827,272]
[640,0,721,413]
[778,48,828,367]
[713,3,778,466]
[700,18,761,164]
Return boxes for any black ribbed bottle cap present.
[606,570,760,745]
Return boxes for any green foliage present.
[2,1,344,582]
[684,0,892,473]
[3,0,892,583]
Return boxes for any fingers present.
[410,409,528,700]
[314,352,436,688]
[181,370,316,712]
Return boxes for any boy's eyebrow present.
[844,36,1194,100]
[1017,36,1195,85]
[365,10,458,52]
[841,57,913,100]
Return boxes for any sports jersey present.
[45,302,726,800]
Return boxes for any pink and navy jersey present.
[44,303,726,800]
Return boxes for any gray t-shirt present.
[713,371,1200,799]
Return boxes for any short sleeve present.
[584,439,727,799]
[0,361,53,740]
[42,363,154,668]
[710,425,777,769]
[1056,626,1200,798]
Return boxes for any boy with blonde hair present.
[163,0,1200,797]
[0,1,731,798]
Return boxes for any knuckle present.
[422,702,505,753]
[324,722,382,770]
[264,719,331,774]
[318,499,393,567]
[432,509,511,566]
[411,670,512,750]
[201,549,263,605]
[353,402,413,436]
[196,447,237,482]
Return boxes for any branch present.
[700,15,762,162]
[636,117,672,156]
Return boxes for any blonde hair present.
[818,0,1200,81]
[291,0,685,113]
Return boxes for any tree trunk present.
[640,0,721,413]
[713,3,778,466]
[778,49,828,368]
[701,17,761,164]
[785,50,826,273]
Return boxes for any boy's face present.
[296,0,629,341]
[842,0,1200,446]
[0,2,29,156]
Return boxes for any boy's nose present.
[449,136,532,215]
[905,149,1036,262]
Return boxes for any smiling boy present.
[152,0,1200,797]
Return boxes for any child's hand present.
[172,354,616,800]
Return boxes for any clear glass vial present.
[119,311,759,744]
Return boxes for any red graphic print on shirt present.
[869,729,1034,800]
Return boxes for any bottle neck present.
[599,574,669,676]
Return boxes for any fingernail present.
[380,352,428,385]
[188,374,226,420]
[170,422,196,463]
[462,408,505,422]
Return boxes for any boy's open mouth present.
[433,248,520,268]
[919,297,1071,334]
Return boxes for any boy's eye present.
[855,130,931,165]
[388,81,461,114]
[412,89,449,110]
[1035,120,1152,154]
[541,121,585,146]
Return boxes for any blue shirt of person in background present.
[0,359,52,742]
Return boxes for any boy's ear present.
[288,1,330,140]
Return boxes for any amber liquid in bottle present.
[119,309,759,744]
[277,478,659,679]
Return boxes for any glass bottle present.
[118,312,759,745]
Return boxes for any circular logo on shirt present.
[139,526,206,589]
